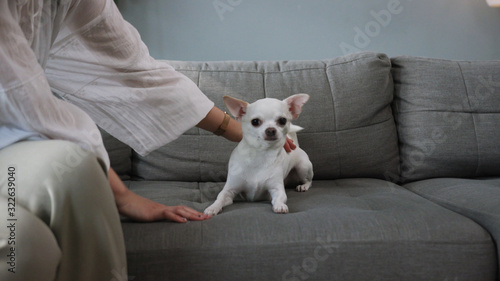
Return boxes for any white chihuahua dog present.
[204,94,313,215]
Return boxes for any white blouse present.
[0,0,215,169]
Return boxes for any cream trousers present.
[0,140,127,281]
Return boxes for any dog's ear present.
[284,94,310,120]
[223,96,248,120]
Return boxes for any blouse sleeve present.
[45,0,215,156]
[0,1,110,169]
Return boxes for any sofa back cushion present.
[132,52,399,182]
[392,56,500,183]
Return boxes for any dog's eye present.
[277,117,287,126]
[251,119,261,127]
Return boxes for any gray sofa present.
[102,52,500,281]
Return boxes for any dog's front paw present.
[296,181,311,192]
[273,203,289,214]
[204,205,222,216]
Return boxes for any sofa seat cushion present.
[121,179,495,281]
[405,177,500,277]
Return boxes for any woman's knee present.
[1,140,107,186]
[0,140,111,223]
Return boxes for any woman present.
[0,1,293,280]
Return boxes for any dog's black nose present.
[265,128,276,137]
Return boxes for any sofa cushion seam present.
[457,62,481,176]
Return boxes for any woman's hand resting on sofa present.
[109,168,210,223]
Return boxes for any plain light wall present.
[117,0,500,61]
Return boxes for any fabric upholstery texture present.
[131,52,399,182]
[405,177,500,277]
[122,179,496,281]
[391,56,500,183]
